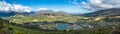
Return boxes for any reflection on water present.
[55,24,69,30]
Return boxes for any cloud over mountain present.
[38,8,49,10]
[73,0,120,11]
[0,1,31,12]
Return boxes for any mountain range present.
[0,8,120,17]
[82,8,120,17]
[0,10,70,17]
[0,11,35,17]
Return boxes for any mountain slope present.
[36,10,71,16]
[0,11,35,17]
[83,8,120,17]
[0,11,16,17]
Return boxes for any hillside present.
[1,17,120,34]
[35,10,71,16]
[0,11,35,17]
[83,8,120,17]
[0,10,72,18]
[4,15,84,24]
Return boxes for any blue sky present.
[1,0,92,13]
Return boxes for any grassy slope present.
[1,21,114,34]
[2,15,120,34]
[5,15,89,24]
[1,22,43,34]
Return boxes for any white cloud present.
[38,8,49,10]
[13,4,31,12]
[74,0,120,11]
[0,1,12,11]
[0,1,31,12]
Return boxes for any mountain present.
[0,11,16,17]
[35,10,54,16]
[0,10,71,17]
[83,8,120,17]
[36,10,71,16]
[0,11,35,17]
[54,11,71,16]
[22,11,35,15]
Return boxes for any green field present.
[4,15,91,24]
[1,15,120,34]
[0,20,116,34]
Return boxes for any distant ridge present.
[83,8,120,17]
[35,10,71,16]
[0,10,71,17]
[0,11,35,17]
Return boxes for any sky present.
[0,0,91,13]
[0,0,120,13]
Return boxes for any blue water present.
[55,24,69,30]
